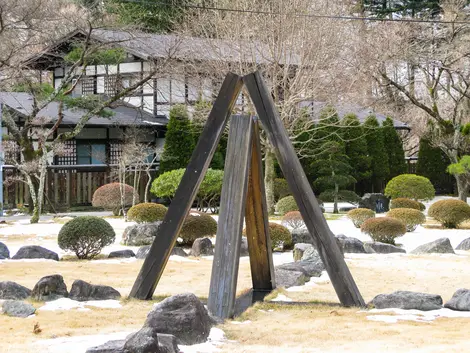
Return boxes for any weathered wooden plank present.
[54,172,59,205]
[130,73,244,300]
[88,172,92,203]
[76,173,82,204]
[66,171,71,206]
[207,115,254,319]
[245,118,275,292]
[243,71,365,307]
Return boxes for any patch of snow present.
[271,294,293,302]
[365,308,470,324]
[286,280,319,292]
[310,271,330,284]
[230,320,252,325]
[179,328,226,353]
[38,298,122,311]
[272,251,294,266]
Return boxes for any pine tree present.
[383,117,407,181]
[342,113,372,194]
[312,141,356,213]
[416,138,455,194]
[159,105,194,173]
[364,115,389,193]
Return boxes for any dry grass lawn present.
[1,252,470,352]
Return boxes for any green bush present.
[387,208,426,232]
[179,211,218,246]
[390,198,422,210]
[274,178,291,201]
[361,217,406,245]
[269,223,292,250]
[92,183,138,216]
[127,203,167,223]
[58,216,115,259]
[384,174,435,200]
[347,208,375,228]
[319,190,360,204]
[276,196,298,215]
[281,211,304,230]
[428,199,470,228]
[418,202,426,211]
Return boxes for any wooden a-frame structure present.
[130,71,365,319]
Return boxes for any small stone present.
[31,275,68,301]
[85,340,125,353]
[190,238,214,257]
[0,281,32,300]
[293,243,313,262]
[370,291,443,311]
[364,242,406,254]
[171,247,188,257]
[12,245,59,261]
[410,238,455,254]
[456,238,470,251]
[122,222,162,246]
[2,300,36,318]
[108,250,136,258]
[444,289,470,311]
[274,268,309,288]
[0,242,10,259]
[124,327,159,353]
[291,229,315,245]
[336,234,366,254]
[69,280,121,301]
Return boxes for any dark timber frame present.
[130,71,365,317]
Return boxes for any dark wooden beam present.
[245,118,275,292]
[130,73,243,300]
[243,71,365,307]
[207,115,254,319]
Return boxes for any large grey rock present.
[108,250,136,258]
[171,247,188,257]
[276,260,323,278]
[301,246,321,262]
[144,293,212,345]
[456,238,470,251]
[190,238,214,257]
[0,281,31,300]
[274,268,309,288]
[293,243,313,262]
[122,222,162,246]
[371,291,443,311]
[2,300,36,318]
[31,275,68,301]
[156,334,179,353]
[12,245,59,261]
[0,242,10,259]
[69,280,121,301]
[240,237,249,257]
[291,229,314,245]
[86,340,125,353]
[364,242,406,254]
[336,234,366,254]
[124,327,159,353]
[410,238,455,254]
[136,246,187,259]
[358,193,390,213]
[86,334,178,353]
[444,289,470,311]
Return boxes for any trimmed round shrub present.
[92,183,138,216]
[384,174,435,201]
[418,202,426,211]
[269,223,292,250]
[347,208,375,228]
[361,217,406,245]
[58,216,115,259]
[179,211,218,246]
[274,178,291,201]
[428,199,470,228]
[387,208,426,232]
[390,198,422,210]
[127,203,167,223]
[276,196,298,215]
[281,211,305,230]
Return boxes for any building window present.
[76,142,107,165]
[81,77,95,95]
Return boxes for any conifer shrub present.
[127,203,167,223]
[361,217,406,245]
[281,211,305,230]
[428,199,470,228]
[276,196,298,215]
[347,208,375,228]
[179,211,218,245]
[390,198,422,210]
[387,208,426,232]
[384,174,435,201]
[92,183,138,216]
[58,216,115,259]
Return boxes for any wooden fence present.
[2,165,156,211]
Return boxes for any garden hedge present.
[127,203,167,223]
[387,208,426,232]
[347,208,375,228]
[428,199,470,228]
[92,183,138,216]
[281,211,305,230]
[390,198,422,211]
[384,174,435,201]
[276,196,299,215]
[361,217,406,245]
[179,211,218,246]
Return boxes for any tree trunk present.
[264,146,276,215]
[333,182,339,214]
[455,174,468,202]
[25,175,39,224]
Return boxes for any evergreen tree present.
[342,113,372,195]
[364,115,389,193]
[159,105,194,173]
[416,138,455,194]
[383,117,407,181]
[312,141,356,213]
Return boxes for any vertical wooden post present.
[54,172,59,206]
[77,173,82,204]
[245,118,276,293]
[208,115,253,319]
[66,171,71,207]
[130,73,243,300]
[88,172,92,203]
[243,71,365,307]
